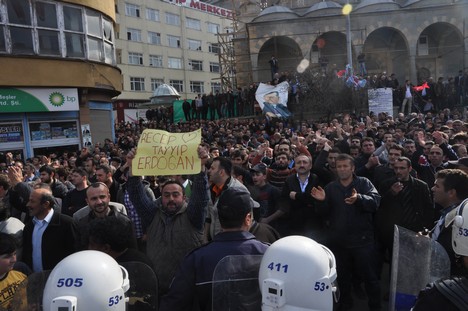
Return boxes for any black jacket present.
[23,210,76,271]
[318,176,380,248]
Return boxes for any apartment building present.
[114,0,234,121]
[0,0,121,159]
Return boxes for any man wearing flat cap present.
[160,187,269,311]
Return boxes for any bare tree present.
[295,66,359,122]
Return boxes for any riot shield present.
[6,262,158,311]
[389,225,450,311]
[120,262,159,311]
[212,255,264,311]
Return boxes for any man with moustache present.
[375,157,434,262]
[281,154,322,236]
[429,169,468,275]
[38,166,68,200]
[125,146,210,297]
[312,154,381,311]
[75,182,135,251]
[22,185,76,272]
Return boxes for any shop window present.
[29,121,79,141]
[0,123,23,143]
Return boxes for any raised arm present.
[126,149,158,229]
[186,145,210,231]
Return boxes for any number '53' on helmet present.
[43,250,130,311]
[259,236,338,311]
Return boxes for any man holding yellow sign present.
[125,129,210,297]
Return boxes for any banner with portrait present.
[255,82,291,120]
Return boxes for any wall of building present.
[114,0,234,105]
[239,1,467,85]
[0,0,121,158]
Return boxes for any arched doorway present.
[310,31,347,72]
[257,36,302,82]
[416,22,463,82]
[363,27,409,80]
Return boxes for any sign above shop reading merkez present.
[0,88,79,113]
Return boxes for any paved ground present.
[344,263,391,311]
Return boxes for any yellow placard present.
[132,129,202,176]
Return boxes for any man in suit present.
[262,91,291,120]
[23,184,76,272]
[268,55,279,79]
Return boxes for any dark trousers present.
[332,244,382,311]
[183,109,191,121]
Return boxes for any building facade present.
[0,0,121,159]
[212,0,468,89]
[114,0,233,122]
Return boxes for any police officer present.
[159,188,269,311]
[412,199,468,310]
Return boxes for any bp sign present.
[0,88,79,112]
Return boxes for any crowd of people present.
[0,90,468,309]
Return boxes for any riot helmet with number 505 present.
[43,250,130,311]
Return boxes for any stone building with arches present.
[222,0,468,87]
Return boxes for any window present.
[86,10,103,61]
[190,81,204,93]
[168,57,182,69]
[165,13,180,26]
[186,18,201,30]
[0,27,5,52]
[127,28,141,41]
[167,35,180,48]
[170,80,184,92]
[64,6,85,58]
[207,22,220,34]
[2,1,115,63]
[188,60,203,71]
[30,121,78,141]
[130,77,145,91]
[211,82,221,94]
[125,3,140,17]
[210,62,220,73]
[7,0,31,25]
[128,52,143,65]
[208,43,220,54]
[36,1,60,56]
[151,78,164,91]
[149,55,163,67]
[187,39,202,51]
[148,31,161,45]
[146,8,159,21]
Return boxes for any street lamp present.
[342,3,353,75]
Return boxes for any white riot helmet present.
[451,198,468,256]
[259,236,338,311]
[43,250,130,311]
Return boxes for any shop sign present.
[0,88,79,113]
[0,124,23,142]
[163,0,234,18]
